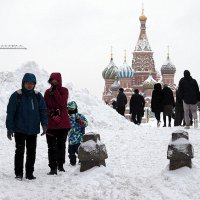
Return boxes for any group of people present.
[114,87,145,125]
[6,72,88,180]
[112,70,200,128]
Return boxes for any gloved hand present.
[76,118,84,126]
[53,115,62,124]
[50,85,56,95]
[7,130,14,140]
[41,126,47,136]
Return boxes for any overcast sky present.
[0,0,199,98]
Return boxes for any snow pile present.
[1,63,200,200]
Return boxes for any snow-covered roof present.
[161,56,176,74]
[143,74,157,89]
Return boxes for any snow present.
[1,63,200,199]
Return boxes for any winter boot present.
[163,124,166,127]
[157,121,161,127]
[26,173,36,180]
[168,123,171,127]
[184,125,190,129]
[47,169,57,175]
[58,164,65,172]
[15,175,23,181]
[194,119,198,128]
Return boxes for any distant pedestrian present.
[130,89,145,125]
[151,83,163,127]
[116,88,127,116]
[67,101,88,166]
[6,73,48,180]
[178,70,200,129]
[44,72,71,175]
[162,84,175,127]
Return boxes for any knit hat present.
[67,101,78,110]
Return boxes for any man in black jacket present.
[130,89,145,125]
[178,70,200,129]
[116,88,127,116]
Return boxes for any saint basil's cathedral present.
[102,9,176,108]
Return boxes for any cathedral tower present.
[132,7,157,92]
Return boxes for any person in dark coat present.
[151,83,163,127]
[116,88,127,116]
[178,70,200,129]
[162,84,175,127]
[174,89,184,126]
[130,89,145,125]
[44,73,71,175]
[6,73,48,180]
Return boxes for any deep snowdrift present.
[1,63,200,200]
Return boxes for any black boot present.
[15,175,23,181]
[26,173,36,180]
[47,169,57,175]
[58,164,65,172]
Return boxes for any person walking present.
[162,84,175,127]
[116,88,127,116]
[6,73,48,180]
[44,72,71,175]
[151,83,163,127]
[178,70,200,129]
[130,89,145,125]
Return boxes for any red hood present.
[49,73,62,87]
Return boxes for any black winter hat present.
[184,70,190,77]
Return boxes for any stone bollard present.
[78,132,108,172]
[167,130,194,170]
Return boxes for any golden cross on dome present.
[110,46,113,60]
[167,45,170,59]
[142,2,144,15]
[124,49,126,62]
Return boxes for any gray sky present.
[0,0,199,98]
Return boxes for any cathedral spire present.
[135,5,151,52]
[110,46,113,61]
[167,45,170,59]
[124,49,126,62]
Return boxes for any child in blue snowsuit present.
[67,101,88,165]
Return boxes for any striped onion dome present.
[143,74,157,89]
[161,56,176,74]
[118,61,134,78]
[102,58,118,79]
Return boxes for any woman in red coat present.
[44,73,71,175]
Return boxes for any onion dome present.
[111,77,120,91]
[161,55,176,75]
[139,14,147,21]
[143,74,157,89]
[102,47,118,79]
[118,50,134,78]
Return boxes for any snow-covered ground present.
[1,63,200,200]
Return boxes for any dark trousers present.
[154,112,161,122]
[46,132,67,170]
[132,112,141,125]
[117,107,125,116]
[14,133,37,176]
[68,144,80,165]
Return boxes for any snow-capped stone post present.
[167,130,194,170]
[78,132,108,172]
